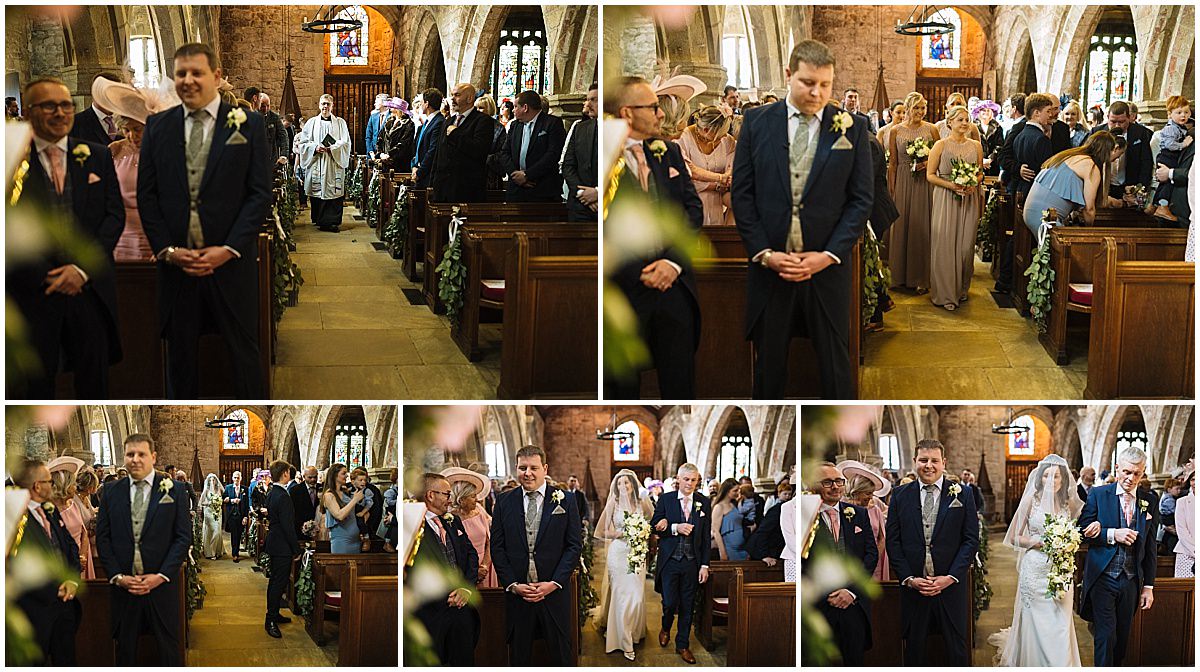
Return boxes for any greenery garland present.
[434,219,467,326]
[346,158,364,202]
[861,229,891,327]
[271,174,304,324]
[365,169,383,230]
[973,515,993,622]
[382,185,409,257]
[1024,225,1055,332]
[293,550,315,617]
[577,521,599,630]
[187,514,206,619]
[976,189,1000,261]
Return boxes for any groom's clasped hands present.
[511,581,558,603]
[908,575,956,597]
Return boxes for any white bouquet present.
[906,137,931,173]
[207,492,223,519]
[622,511,652,574]
[1041,513,1082,599]
[949,158,981,201]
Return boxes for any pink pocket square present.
[87,173,101,184]
[855,526,863,534]
[668,167,681,178]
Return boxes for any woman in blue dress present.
[322,463,364,554]
[715,481,756,560]
[1023,131,1126,237]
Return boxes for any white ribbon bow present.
[448,214,466,244]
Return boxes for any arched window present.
[223,409,249,450]
[717,421,755,481]
[90,430,113,466]
[128,36,161,89]
[490,11,548,106]
[484,440,507,478]
[613,420,640,461]
[1113,424,1150,472]
[721,6,755,90]
[1080,14,1139,113]
[1007,415,1036,456]
[330,5,369,66]
[921,9,961,69]
[334,417,369,469]
[879,433,901,471]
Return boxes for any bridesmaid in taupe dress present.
[886,92,940,292]
[926,105,984,310]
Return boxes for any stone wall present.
[216,6,326,117]
[540,406,658,494]
[146,405,225,481]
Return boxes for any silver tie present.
[131,481,149,574]
[525,490,540,582]
[788,112,815,253]
[921,483,938,576]
[185,109,210,248]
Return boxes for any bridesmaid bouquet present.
[906,137,931,174]
[622,511,652,574]
[949,158,981,200]
[1041,513,1082,599]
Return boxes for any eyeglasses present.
[30,101,76,114]
[626,103,661,112]
[819,478,847,488]
[432,490,452,498]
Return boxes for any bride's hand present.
[1030,540,1044,550]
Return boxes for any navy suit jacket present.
[137,101,272,335]
[813,503,877,647]
[1077,483,1157,620]
[1090,121,1154,190]
[885,479,978,584]
[11,137,125,364]
[500,112,567,202]
[491,484,582,589]
[412,113,445,189]
[731,101,873,338]
[1012,123,1054,194]
[650,491,711,593]
[222,483,249,531]
[264,484,301,557]
[14,505,83,636]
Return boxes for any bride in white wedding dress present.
[593,469,653,661]
[988,454,1083,666]
[199,473,226,560]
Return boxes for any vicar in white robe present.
[296,93,351,231]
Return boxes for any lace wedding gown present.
[594,513,648,655]
[201,497,226,559]
[989,501,1081,666]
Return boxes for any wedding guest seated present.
[443,466,497,587]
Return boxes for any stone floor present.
[973,526,1094,666]
[187,533,335,666]
[862,258,1087,399]
[272,204,500,399]
[580,547,726,667]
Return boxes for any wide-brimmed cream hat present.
[651,73,706,102]
[836,459,890,498]
[47,455,86,476]
[441,466,490,500]
[92,79,150,125]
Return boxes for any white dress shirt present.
[183,94,222,149]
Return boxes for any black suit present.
[410,514,480,665]
[998,117,1027,195]
[1077,482,1091,503]
[365,482,384,538]
[70,105,120,147]
[138,101,271,398]
[264,484,300,623]
[500,111,567,202]
[561,117,598,222]
[1012,122,1055,194]
[569,489,589,523]
[263,109,290,161]
[1090,122,1154,197]
[605,139,703,399]
[745,501,785,560]
[430,109,496,203]
[95,475,193,665]
[289,481,320,540]
[731,102,873,399]
[412,113,445,190]
[8,137,125,399]
[651,491,711,650]
[808,503,877,665]
[491,485,583,665]
[13,505,83,665]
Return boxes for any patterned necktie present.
[132,481,149,574]
[921,483,938,576]
[103,115,118,139]
[682,496,691,521]
[433,516,447,544]
[824,506,841,542]
[789,112,815,253]
[1122,492,1132,526]
[629,143,650,191]
[44,145,65,195]
[186,109,210,248]
[525,490,540,582]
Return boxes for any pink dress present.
[110,140,154,262]
[866,501,891,581]
[460,510,498,587]
[677,128,736,226]
[60,502,95,580]
[73,494,99,572]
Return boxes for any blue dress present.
[720,500,754,560]
[326,491,361,554]
[1023,162,1087,237]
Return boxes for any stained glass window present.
[128,36,160,89]
[329,5,368,66]
[921,9,961,69]
[490,18,547,105]
[333,420,369,468]
[1007,415,1036,455]
[1080,30,1138,113]
[613,421,639,461]
[223,409,249,450]
[717,430,755,481]
[879,433,901,471]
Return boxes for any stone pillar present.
[1136,99,1167,130]
[546,92,586,126]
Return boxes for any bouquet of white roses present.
[949,158,981,200]
[906,137,931,173]
[1041,513,1082,599]
[622,511,651,574]
[208,491,223,519]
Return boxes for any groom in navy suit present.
[731,39,873,400]
[95,434,192,665]
[138,42,271,399]
[650,463,711,664]
[491,446,582,665]
[1078,447,1157,666]
[885,439,978,665]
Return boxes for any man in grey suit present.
[561,82,598,222]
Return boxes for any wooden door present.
[916,76,982,123]
[323,75,391,154]
[220,455,264,484]
[1004,460,1038,523]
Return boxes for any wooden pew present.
[307,552,398,646]
[76,564,188,665]
[698,560,784,650]
[337,563,398,666]
[422,201,566,312]
[726,567,796,666]
[1124,576,1195,665]
[864,568,974,666]
[498,233,597,398]
[404,188,428,281]
[474,570,580,665]
[378,170,412,241]
[1085,237,1195,399]
[640,231,861,398]
[1158,553,1180,578]
[1041,227,1187,363]
[454,221,597,360]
